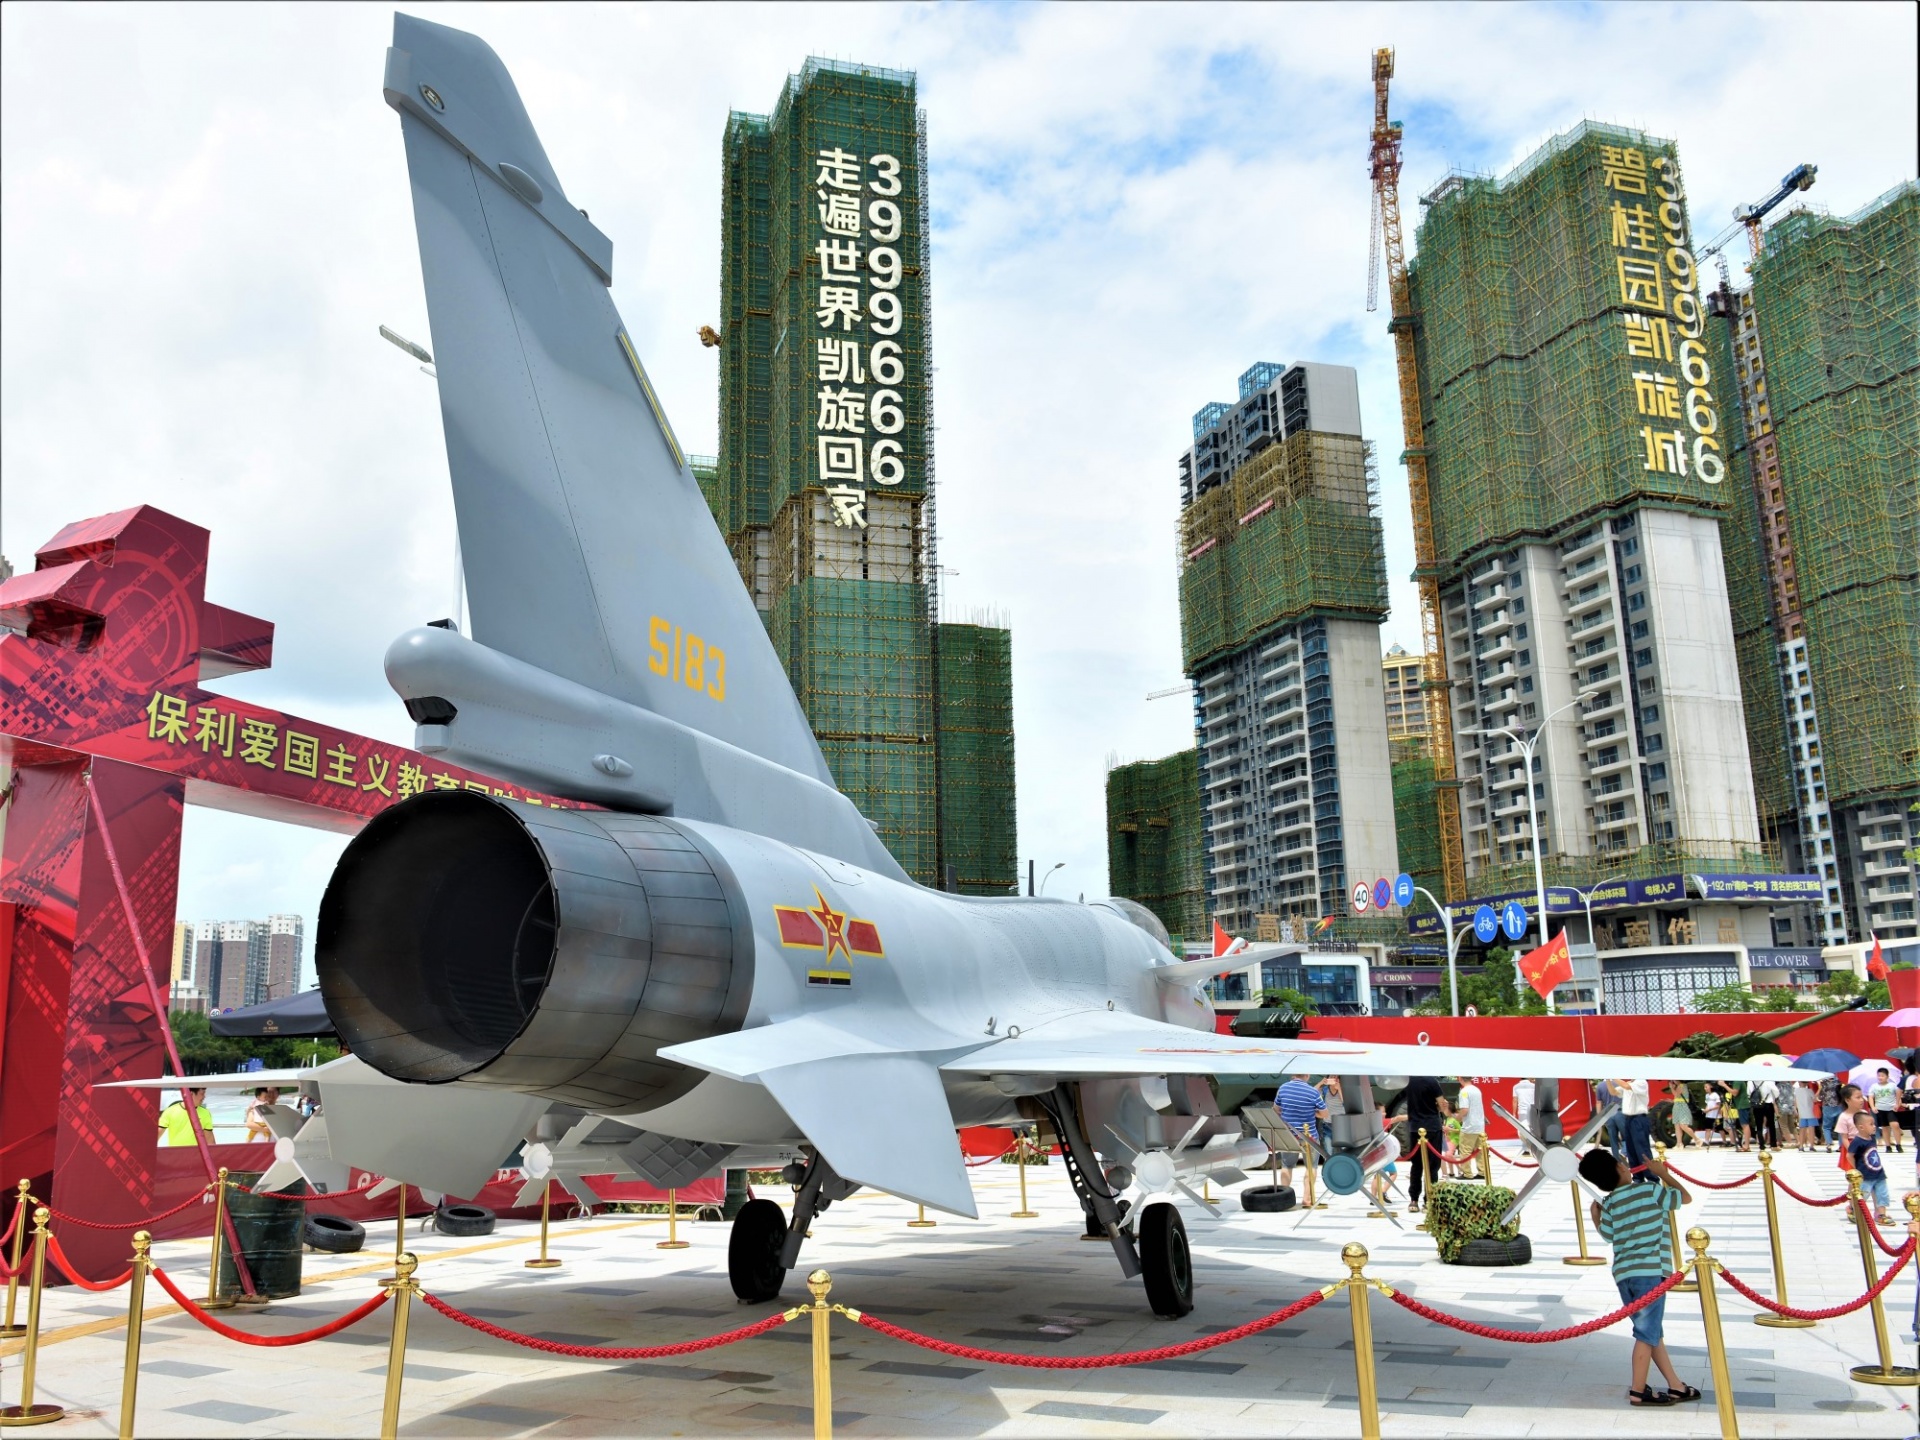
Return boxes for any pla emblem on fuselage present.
[774,887,883,986]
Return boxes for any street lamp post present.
[1460,688,1600,1015]
[1036,862,1066,896]
[1414,886,1463,1017]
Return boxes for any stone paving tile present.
[167,1397,291,1423]
[1025,1398,1166,1424]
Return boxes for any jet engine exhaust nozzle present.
[316,791,753,1110]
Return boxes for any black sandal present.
[1628,1388,1676,1406]
[1665,1383,1702,1402]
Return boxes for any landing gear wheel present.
[1239,1184,1296,1213]
[728,1198,789,1303]
[1138,1203,1194,1318]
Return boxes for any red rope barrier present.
[965,1142,1017,1168]
[1386,1270,1685,1343]
[45,1186,213,1230]
[421,1291,795,1357]
[1717,1242,1914,1321]
[1859,1203,1909,1258]
[0,1199,28,1250]
[1488,1147,1538,1168]
[1771,1175,1850,1208]
[44,1232,132,1292]
[1660,1163,1757,1190]
[149,1265,390,1345]
[234,1178,381,1203]
[853,1287,1331,1369]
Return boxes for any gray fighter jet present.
[272,15,1818,1317]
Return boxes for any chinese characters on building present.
[813,145,910,528]
[1602,144,1722,485]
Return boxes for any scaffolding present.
[1390,736,1443,905]
[935,623,1016,894]
[1106,750,1206,947]
[1177,431,1386,672]
[1750,182,1920,809]
[714,59,1002,887]
[1408,122,1727,582]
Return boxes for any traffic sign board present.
[1472,905,1499,943]
[1393,872,1415,908]
[1351,880,1372,914]
[1373,877,1392,911]
[1501,901,1529,941]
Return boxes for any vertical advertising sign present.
[811,144,913,528]
[1602,142,1722,487]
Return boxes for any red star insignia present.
[809,888,852,963]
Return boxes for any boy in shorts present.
[1848,1113,1891,1226]
[1580,1146,1701,1407]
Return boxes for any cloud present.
[5,2,1914,928]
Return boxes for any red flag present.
[1867,935,1889,982]
[1212,920,1234,958]
[1520,930,1573,998]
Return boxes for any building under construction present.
[1175,361,1398,937]
[1105,750,1206,947]
[1408,122,1773,911]
[1715,181,1919,944]
[713,59,1015,891]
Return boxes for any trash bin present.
[216,1171,305,1300]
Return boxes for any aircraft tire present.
[729,1198,789,1303]
[1453,1234,1532,1267]
[1138,1202,1194,1318]
[1238,1185,1296,1213]
[304,1214,365,1254]
[433,1203,496,1237]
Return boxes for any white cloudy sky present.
[4,2,1915,968]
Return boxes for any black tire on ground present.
[729,1198,789,1303]
[1138,1202,1195,1318]
[1453,1234,1532,1267]
[1239,1185,1297,1213]
[304,1213,365,1253]
[433,1203,496,1238]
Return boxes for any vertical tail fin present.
[384,14,833,787]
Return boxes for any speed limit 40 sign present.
[1350,880,1372,914]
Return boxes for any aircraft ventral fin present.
[758,1053,977,1218]
[940,1010,1831,1084]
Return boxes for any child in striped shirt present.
[1579,1147,1701,1408]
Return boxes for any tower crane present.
[1367,47,1465,902]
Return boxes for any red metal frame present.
[1,506,575,1277]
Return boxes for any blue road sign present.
[1373,878,1392,911]
[1393,872,1415,908]
[1501,901,1529,941]
[1473,905,1499,944]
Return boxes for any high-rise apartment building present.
[188,916,303,1009]
[1382,644,1429,741]
[1408,123,1769,899]
[1715,182,1919,943]
[266,913,304,999]
[1176,361,1397,936]
[713,59,1015,891]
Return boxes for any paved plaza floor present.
[4,1145,1915,1438]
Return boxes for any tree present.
[1757,986,1803,1013]
[1816,970,1863,1007]
[1453,949,1548,1017]
[1691,981,1760,1013]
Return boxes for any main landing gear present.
[727,1151,857,1303]
[1137,1203,1194,1318]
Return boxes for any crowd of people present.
[1663,1064,1916,1157]
[155,1085,310,1145]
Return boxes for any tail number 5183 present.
[649,617,726,701]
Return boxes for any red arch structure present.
[0,505,572,1276]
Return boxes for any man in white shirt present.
[1608,1077,1653,1175]
[1454,1078,1487,1174]
[1512,1077,1537,1136]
